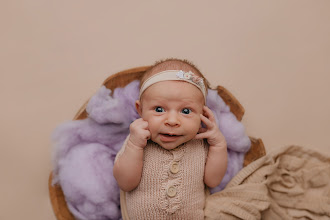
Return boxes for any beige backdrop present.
[1,1,330,219]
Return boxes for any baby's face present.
[136,80,204,150]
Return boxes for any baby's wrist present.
[127,138,145,151]
[209,140,227,149]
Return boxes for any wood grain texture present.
[243,137,266,167]
[49,66,266,220]
[74,66,150,120]
[49,173,75,220]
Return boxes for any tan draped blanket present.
[204,145,330,220]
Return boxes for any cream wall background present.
[1,1,330,219]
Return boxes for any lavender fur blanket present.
[52,80,251,220]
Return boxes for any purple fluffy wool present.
[206,89,251,193]
[52,81,140,220]
[52,80,251,219]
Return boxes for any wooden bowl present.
[49,66,266,220]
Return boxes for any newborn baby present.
[114,59,227,219]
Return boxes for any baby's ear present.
[135,100,142,116]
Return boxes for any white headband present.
[139,70,207,101]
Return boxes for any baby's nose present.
[165,112,180,127]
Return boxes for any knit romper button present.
[170,162,179,174]
[167,186,177,197]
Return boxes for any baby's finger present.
[143,130,151,140]
[203,106,216,122]
[142,121,149,130]
[137,119,149,130]
[198,127,207,133]
[200,114,214,128]
[194,132,209,140]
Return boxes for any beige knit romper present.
[118,138,208,220]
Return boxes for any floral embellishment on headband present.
[176,70,205,88]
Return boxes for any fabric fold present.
[204,145,330,219]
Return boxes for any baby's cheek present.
[188,124,200,135]
[146,124,157,138]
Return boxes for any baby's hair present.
[141,58,210,89]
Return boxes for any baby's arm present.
[195,106,228,188]
[113,118,150,192]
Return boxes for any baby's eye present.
[181,108,192,114]
[155,107,165,113]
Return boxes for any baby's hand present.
[128,118,151,149]
[195,106,226,148]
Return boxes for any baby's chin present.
[151,138,187,150]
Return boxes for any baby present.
[113,59,227,219]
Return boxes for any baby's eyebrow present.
[148,97,167,103]
[180,99,199,106]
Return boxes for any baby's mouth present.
[159,133,182,142]
[160,133,181,137]
[163,134,177,137]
